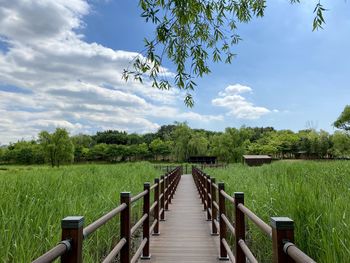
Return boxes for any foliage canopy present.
[123,0,327,106]
[334,105,350,131]
[39,128,74,167]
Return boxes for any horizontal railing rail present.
[32,166,182,263]
[199,163,228,170]
[192,166,316,263]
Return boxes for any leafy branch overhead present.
[123,0,327,107]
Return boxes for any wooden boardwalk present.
[143,174,224,263]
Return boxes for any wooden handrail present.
[32,242,69,263]
[131,238,148,263]
[192,166,317,263]
[221,214,235,236]
[283,242,317,263]
[238,203,272,237]
[32,166,182,263]
[220,189,234,204]
[222,238,235,263]
[149,219,158,234]
[131,214,148,235]
[102,238,127,263]
[131,189,148,203]
[238,239,258,263]
[83,203,127,238]
[150,182,158,190]
[150,200,157,212]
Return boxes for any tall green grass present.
[206,160,350,263]
[0,162,159,262]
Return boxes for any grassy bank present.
[206,160,350,263]
[0,162,159,262]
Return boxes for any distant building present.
[243,155,272,166]
[188,156,217,164]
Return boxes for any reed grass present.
[0,162,159,262]
[206,160,350,263]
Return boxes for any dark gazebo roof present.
[188,156,217,164]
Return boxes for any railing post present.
[201,172,205,206]
[160,175,165,221]
[165,174,169,210]
[120,192,131,263]
[168,173,173,204]
[234,192,245,263]
[171,171,176,200]
[203,173,208,211]
[218,182,228,260]
[61,216,84,263]
[206,175,211,221]
[142,183,151,259]
[196,170,201,194]
[211,178,218,235]
[153,178,160,235]
[271,217,295,263]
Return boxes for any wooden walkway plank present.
[142,174,227,263]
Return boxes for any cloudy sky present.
[0,0,349,144]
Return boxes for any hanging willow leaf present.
[123,0,327,107]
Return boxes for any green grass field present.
[0,162,159,262]
[1,161,349,262]
[206,160,350,263]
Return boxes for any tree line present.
[1,123,349,167]
[1,105,349,166]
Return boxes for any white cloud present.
[212,84,273,120]
[218,84,252,96]
[0,0,216,144]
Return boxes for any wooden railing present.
[154,164,191,174]
[32,166,182,263]
[192,166,316,263]
[199,163,228,169]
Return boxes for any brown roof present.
[243,155,271,159]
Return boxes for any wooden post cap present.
[271,217,294,230]
[121,192,131,197]
[61,216,84,229]
[234,192,244,199]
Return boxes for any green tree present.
[94,130,128,144]
[210,128,249,162]
[188,133,209,156]
[171,123,192,161]
[39,128,74,167]
[136,143,150,159]
[106,144,127,162]
[88,143,109,161]
[334,105,350,131]
[210,133,230,162]
[127,133,144,145]
[71,134,93,162]
[150,138,172,161]
[128,143,150,161]
[331,131,350,158]
[318,130,332,158]
[124,0,327,106]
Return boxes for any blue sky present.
[0,0,349,144]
